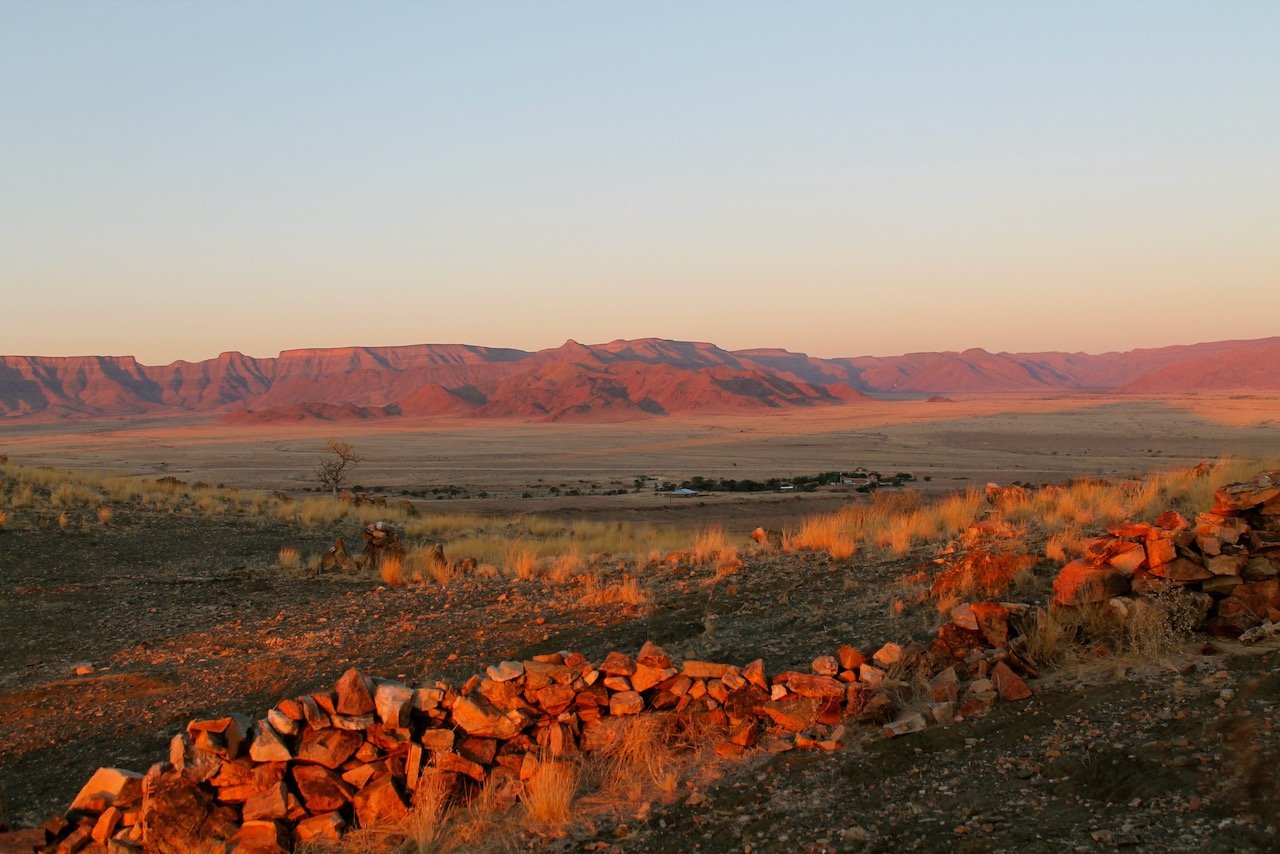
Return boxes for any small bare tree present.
[316,439,363,496]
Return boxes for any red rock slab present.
[742,659,769,691]
[1106,542,1147,574]
[872,642,904,667]
[991,661,1033,702]
[1155,510,1190,532]
[248,719,292,763]
[458,736,498,766]
[929,666,960,703]
[636,640,673,669]
[229,819,289,854]
[950,603,979,631]
[882,712,927,738]
[599,650,637,676]
[969,602,1010,648]
[1051,559,1131,606]
[609,690,644,716]
[292,765,354,813]
[929,623,988,660]
[761,697,818,732]
[1107,521,1153,538]
[1148,557,1213,582]
[435,752,486,782]
[1213,473,1280,514]
[420,728,455,752]
[335,668,376,716]
[682,660,729,679]
[70,768,142,813]
[241,782,289,822]
[294,812,345,844]
[354,775,409,829]
[296,728,362,769]
[451,695,521,739]
[774,672,845,699]
[835,645,866,671]
[631,663,675,693]
[1144,536,1177,568]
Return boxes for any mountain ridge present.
[2,336,1277,422]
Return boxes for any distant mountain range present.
[2,336,1277,422]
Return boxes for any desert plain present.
[2,392,1280,852]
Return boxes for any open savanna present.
[3,393,1278,535]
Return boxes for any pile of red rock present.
[1052,471,1280,636]
[39,618,1035,853]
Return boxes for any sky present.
[2,1,1277,364]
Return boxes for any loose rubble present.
[1050,471,1280,636]
[36,614,1035,852]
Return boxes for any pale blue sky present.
[2,1,1277,363]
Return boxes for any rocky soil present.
[1,497,1277,851]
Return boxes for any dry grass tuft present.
[276,547,301,571]
[521,759,579,833]
[691,526,731,564]
[785,514,856,560]
[0,509,7,530]
[546,546,586,583]
[380,554,405,587]
[592,716,680,801]
[1044,525,1085,563]
[96,506,113,525]
[1020,586,1202,670]
[711,548,742,581]
[397,770,453,852]
[505,544,540,581]
[577,574,650,607]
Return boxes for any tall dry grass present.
[691,527,731,564]
[785,514,856,560]
[521,760,579,832]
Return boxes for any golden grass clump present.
[277,547,301,571]
[51,481,101,509]
[405,544,454,585]
[691,526,731,564]
[785,513,856,560]
[505,543,540,580]
[9,484,34,509]
[0,509,8,529]
[379,553,405,587]
[96,506,113,525]
[546,546,586,583]
[712,548,742,580]
[295,498,347,527]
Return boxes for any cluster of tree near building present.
[662,470,917,494]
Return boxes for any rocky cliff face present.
[2,336,1277,422]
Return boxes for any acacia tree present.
[316,439,363,495]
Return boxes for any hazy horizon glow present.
[3,2,1277,364]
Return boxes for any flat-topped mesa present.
[40,611,1035,853]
